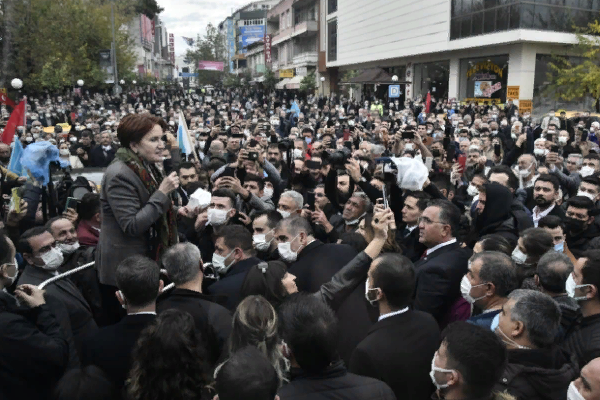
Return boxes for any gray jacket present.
[96,160,172,287]
[550,165,581,198]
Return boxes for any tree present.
[263,68,277,94]
[546,20,600,112]
[185,23,228,86]
[300,72,317,94]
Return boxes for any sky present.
[157,0,250,56]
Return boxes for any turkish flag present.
[2,100,25,145]
[425,91,431,113]
[0,92,15,108]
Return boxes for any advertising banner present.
[240,25,265,48]
[279,69,294,78]
[264,34,272,65]
[198,61,224,71]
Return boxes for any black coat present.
[566,222,600,259]
[413,242,472,328]
[0,292,69,400]
[561,313,600,370]
[349,311,440,400]
[89,145,116,167]
[17,264,98,358]
[206,256,262,311]
[157,288,232,366]
[288,240,373,365]
[81,313,156,389]
[399,227,426,263]
[278,360,396,400]
[494,346,578,400]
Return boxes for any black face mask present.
[565,216,587,233]
[432,149,441,158]
[0,156,9,163]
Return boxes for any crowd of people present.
[1,85,600,400]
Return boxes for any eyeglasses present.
[418,216,447,226]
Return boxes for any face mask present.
[467,184,479,197]
[70,137,78,143]
[305,137,312,144]
[511,247,527,264]
[25,137,33,142]
[59,149,70,156]
[404,143,414,151]
[565,216,586,232]
[495,322,530,349]
[577,190,595,201]
[554,241,565,252]
[567,382,585,400]
[460,275,488,304]
[278,234,301,262]
[278,209,291,218]
[580,166,595,178]
[534,148,547,157]
[253,230,273,252]
[207,208,230,226]
[212,249,235,275]
[518,165,531,177]
[490,313,500,332]
[263,187,274,199]
[364,277,380,306]
[40,247,64,271]
[58,241,80,255]
[566,273,591,301]
[558,137,568,145]
[293,148,303,159]
[430,352,454,391]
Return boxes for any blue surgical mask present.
[490,313,500,332]
[305,137,312,144]
[554,241,565,252]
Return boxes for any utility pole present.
[111,0,122,95]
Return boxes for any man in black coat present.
[530,174,565,227]
[399,191,430,262]
[278,293,395,400]
[81,255,160,389]
[413,200,472,328]
[89,131,117,168]
[158,243,232,367]
[565,196,600,258]
[206,225,262,311]
[349,254,439,400]
[276,216,372,365]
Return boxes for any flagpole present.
[180,111,199,163]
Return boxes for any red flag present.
[0,92,16,108]
[425,91,431,113]
[2,100,25,145]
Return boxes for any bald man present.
[568,357,600,400]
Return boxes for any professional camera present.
[323,147,351,168]
[278,138,294,151]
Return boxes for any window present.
[327,19,337,62]
[328,0,337,14]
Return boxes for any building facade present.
[323,0,600,115]
[127,14,175,81]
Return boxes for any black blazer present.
[399,226,427,263]
[413,242,472,327]
[81,313,156,388]
[349,310,440,400]
[207,257,262,311]
[89,145,116,168]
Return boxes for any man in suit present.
[17,226,97,359]
[89,131,117,167]
[349,253,440,400]
[206,225,262,311]
[176,161,199,206]
[531,174,565,227]
[399,191,430,262]
[275,215,371,365]
[159,242,232,367]
[81,255,160,389]
[414,199,472,328]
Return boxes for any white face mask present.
[278,234,301,262]
[207,208,230,226]
[567,382,585,400]
[558,136,568,145]
[278,209,291,219]
[253,231,273,252]
[40,247,64,271]
[364,277,380,306]
[580,166,595,178]
[566,273,591,302]
[460,275,488,304]
[518,165,531,177]
[59,149,70,156]
[263,187,274,199]
[577,190,596,201]
[404,143,414,151]
[430,352,454,390]
[212,249,235,275]
[292,148,303,159]
[534,148,547,157]
[467,184,479,197]
[511,247,527,264]
[58,241,80,255]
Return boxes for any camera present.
[247,151,258,161]
[323,147,351,168]
[278,138,294,151]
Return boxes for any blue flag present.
[7,139,27,177]
[291,100,300,118]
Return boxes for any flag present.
[182,36,195,46]
[2,100,25,145]
[7,136,27,177]
[291,100,300,118]
[177,111,193,155]
[425,91,431,113]
[0,92,15,108]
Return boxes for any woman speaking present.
[97,114,179,322]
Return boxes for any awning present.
[285,75,303,90]
[339,67,409,85]
[275,78,291,89]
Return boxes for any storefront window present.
[413,61,450,100]
[459,55,509,102]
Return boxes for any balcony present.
[291,20,318,38]
[292,52,318,66]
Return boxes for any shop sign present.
[466,61,504,79]
[472,73,497,80]
[388,85,401,98]
[295,67,308,76]
[519,100,532,114]
[507,86,520,100]
[280,69,294,78]
[461,98,502,106]
[264,34,272,65]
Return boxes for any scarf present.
[113,148,177,261]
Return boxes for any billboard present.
[169,33,175,64]
[140,15,154,46]
[198,61,224,71]
[264,34,272,65]
[226,19,235,72]
[239,25,265,48]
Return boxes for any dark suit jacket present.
[17,265,98,358]
[349,311,440,400]
[89,145,116,168]
[157,288,232,366]
[413,242,472,328]
[81,313,155,388]
[399,226,426,263]
[207,257,262,311]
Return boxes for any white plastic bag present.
[187,188,211,210]
[390,156,429,191]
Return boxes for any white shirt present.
[406,225,417,233]
[378,307,409,321]
[128,311,157,316]
[426,238,458,256]
[532,204,555,227]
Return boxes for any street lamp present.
[320,76,325,96]
[132,80,137,85]
[392,75,398,82]
[77,79,84,87]
[11,78,23,90]
[120,79,125,85]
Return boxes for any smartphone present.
[546,134,553,143]
[247,152,258,161]
[343,129,350,141]
[382,185,388,209]
[582,129,589,142]
[443,136,450,150]
[402,130,415,140]
[10,187,21,214]
[551,145,559,153]
[65,196,79,213]
[446,143,456,163]
[458,154,467,173]
[494,144,501,157]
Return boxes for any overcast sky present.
[157,0,250,56]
